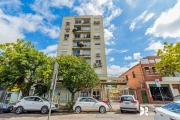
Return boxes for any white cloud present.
[117,49,128,53]
[107,61,139,77]
[125,0,136,8]
[144,13,155,22]
[0,0,22,12]
[145,40,164,52]
[133,52,142,60]
[41,44,58,54]
[41,44,58,57]
[107,65,129,77]
[109,58,114,62]
[0,8,60,44]
[130,10,147,31]
[104,29,115,45]
[51,0,74,8]
[105,48,113,55]
[124,56,132,60]
[146,0,180,38]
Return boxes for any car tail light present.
[170,118,176,120]
[119,100,123,103]
[131,100,137,104]
[154,110,157,114]
[17,100,21,103]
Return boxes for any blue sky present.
[0,0,180,77]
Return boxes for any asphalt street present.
[0,111,154,120]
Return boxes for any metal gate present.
[103,88,137,100]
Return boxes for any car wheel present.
[99,106,106,113]
[75,106,81,114]
[41,106,48,114]
[137,105,140,113]
[15,106,23,114]
[121,110,124,113]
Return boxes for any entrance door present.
[141,91,149,103]
[173,87,180,96]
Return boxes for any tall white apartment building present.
[57,15,107,77]
[57,15,125,100]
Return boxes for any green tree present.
[155,42,180,76]
[56,55,100,102]
[0,39,53,96]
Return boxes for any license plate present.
[125,103,130,104]
[3,106,7,108]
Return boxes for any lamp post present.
[47,62,59,120]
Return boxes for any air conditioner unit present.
[96,53,100,57]
[98,63,102,67]
[94,63,98,67]
[66,22,70,25]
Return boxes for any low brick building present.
[119,56,180,104]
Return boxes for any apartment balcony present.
[73,37,81,40]
[72,29,90,33]
[64,37,69,40]
[94,35,100,39]
[82,21,90,25]
[65,28,70,32]
[94,63,102,68]
[94,21,100,24]
[162,77,180,82]
[96,53,100,57]
[66,22,70,25]
[72,44,91,49]
[82,54,91,58]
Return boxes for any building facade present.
[119,56,180,104]
[56,15,107,101]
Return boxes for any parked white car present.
[73,97,110,113]
[154,101,180,120]
[14,96,59,114]
[173,95,180,101]
[119,95,140,113]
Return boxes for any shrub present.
[65,102,74,110]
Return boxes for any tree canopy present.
[56,55,100,102]
[155,42,180,76]
[0,39,53,96]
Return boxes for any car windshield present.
[42,98,49,101]
[121,96,133,101]
[162,102,180,114]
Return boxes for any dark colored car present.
[0,103,13,113]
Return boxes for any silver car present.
[73,97,110,113]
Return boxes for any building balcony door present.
[141,90,149,103]
[173,87,180,96]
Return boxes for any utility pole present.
[47,62,59,120]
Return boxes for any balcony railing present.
[94,36,100,39]
[94,21,100,24]
[94,63,102,67]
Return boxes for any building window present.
[96,60,101,63]
[83,42,90,47]
[132,71,135,78]
[126,75,128,81]
[94,26,99,30]
[83,27,90,30]
[75,20,81,24]
[74,34,81,38]
[95,48,101,53]
[83,50,90,55]
[83,34,90,38]
[94,18,99,22]
[64,34,69,38]
[75,27,81,31]
[94,32,100,36]
[62,51,67,54]
[63,41,68,46]
[73,42,80,46]
[149,85,173,101]
[85,59,91,65]
[95,40,100,45]
[144,67,150,74]
[73,50,80,55]
[83,20,90,24]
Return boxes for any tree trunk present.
[71,92,75,103]
[21,88,30,97]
